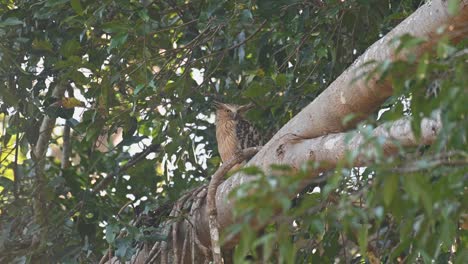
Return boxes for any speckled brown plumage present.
[214,102,263,164]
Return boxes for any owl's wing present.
[236,119,263,150]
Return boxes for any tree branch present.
[31,83,67,248]
[392,151,468,173]
[33,84,67,159]
[280,115,442,173]
[61,124,71,170]
[206,147,260,263]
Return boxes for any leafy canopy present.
[0,0,466,263]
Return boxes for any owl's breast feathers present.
[215,118,262,163]
[216,119,238,162]
[236,119,262,149]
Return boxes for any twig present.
[147,245,162,264]
[108,244,112,264]
[61,124,71,170]
[0,145,16,164]
[130,246,142,264]
[206,147,261,263]
[33,84,67,160]
[340,231,348,264]
[278,32,310,71]
[184,20,267,70]
[139,185,207,264]
[13,131,19,199]
[91,143,160,195]
[191,226,196,263]
[391,151,467,173]
[161,240,168,264]
[149,18,198,35]
[171,207,180,264]
[180,222,190,263]
[192,51,226,92]
[394,159,467,173]
[144,241,162,264]
[117,200,134,217]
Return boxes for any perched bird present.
[213,101,263,164]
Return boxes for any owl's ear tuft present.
[212,100,224,109]
[238,102,254,112]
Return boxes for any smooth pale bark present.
[205,0,468,246]
[281,116,441,170]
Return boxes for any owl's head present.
[213,101,254,121]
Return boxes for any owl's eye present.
[225,109,231,113]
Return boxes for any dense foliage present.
[0,0,466,263]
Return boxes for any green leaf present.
[32,39,53,52]
[240,9,253,23]
[436,37,457,58]
[0,86,19,106]
[278,195,291,211]
[137,9,150,22]
[275,74,288,87]
[102,22,130,34]
[69,70,87,85]
[57,108,75,119]
[134,84,145,95]
[383,175,399,206]
[0,17,23,27]
[108,33,128,52]
[234,227,255,263]
[60,39,81,57]
[70,0,84,15]
[448,0,460,15]
[115,237,134,259]
[395,34,426,55]
[342,113,359,126]
[0,176,14,191]
[55,56,82,69]
[105,224,119,244]
[402,174,421,202]
[317,46,328,59]
[44,0,69,7]
[243,81,270,98]
[454,250,468,264]
[66,118,80,128]
[411,113,422,139]
[358,225,368,257]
